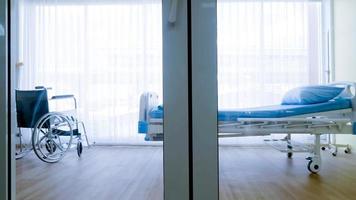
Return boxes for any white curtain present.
[18,0,162,144]
[218,0,323,109]
[18,0,324,144]
[217,0,324,144]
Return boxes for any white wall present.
[334,0,356,149]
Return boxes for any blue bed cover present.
[138,98,355,137]
[149,99,352,121]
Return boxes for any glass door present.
[216,0,356,199]
[9,0,193,199]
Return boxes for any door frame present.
[163,0,190,199]
[191,0,219,199]
[163,0,219,199]
[0,0,13,199]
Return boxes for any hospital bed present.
[138,82,356,173]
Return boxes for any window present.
[18,0,162,144]
[218,0,323,109]
[18,0,324,143]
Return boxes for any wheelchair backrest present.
[16,89,50,128]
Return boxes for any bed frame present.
[138,82,356,173]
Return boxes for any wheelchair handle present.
[35,86,53,90]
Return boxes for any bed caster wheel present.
[77,142,83,157]
[307,160,320,174]
[321,147,326,151]
[345,148,351,154]
[287,152,293,158]
[332,152,337,157]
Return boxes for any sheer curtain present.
[17,0,324,144]
[218,0,323,109]
[18,0,162,144]
[217,0,324,144]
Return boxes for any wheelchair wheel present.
[77,141,83,157]
[32,112,73,163]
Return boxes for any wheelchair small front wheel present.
[287,152,293,158]
[345,147,351,154]
[77,142,83,157]
[32,112,73,163]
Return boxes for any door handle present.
[168,0,178,24]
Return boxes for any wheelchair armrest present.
[51,94,75,100]
[51,95,77,109]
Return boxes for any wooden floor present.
[16,146,163,200]
[17,146,356,200]
[219,146,356,200]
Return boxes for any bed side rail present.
[218,117,354,135]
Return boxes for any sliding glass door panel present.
[217,1,336,199]
[14,0,166,200]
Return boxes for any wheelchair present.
[15,87,89,163]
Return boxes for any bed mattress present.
[149,99,352,121]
